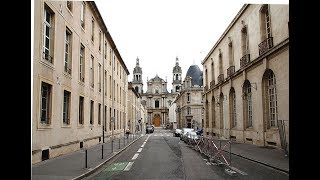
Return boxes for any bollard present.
[119,138,120,149]
[85,149,87,168]
[102,144,104,159]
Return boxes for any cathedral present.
[131,57,182,127]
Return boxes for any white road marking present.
[229,166,248,175]
[167,134,170,136]
[154,135,157,136]
[137,148,143,152]
[123,162,134,171]
[141,144,145,148]
[131,153,139,160]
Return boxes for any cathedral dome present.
[185,65,203,86]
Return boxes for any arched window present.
[205,100,209,128]
[219,93,224,129]
[263,69,278,128]
[211,95,215,128]
[187,93,190,102]
[176,74,179,80]
[243,80,253,128]
[229,88,236,128]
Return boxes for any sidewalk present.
[32,134,142,180]
[208,138,289,173]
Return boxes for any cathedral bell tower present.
[172,56,182,94]
[132,57,143,94]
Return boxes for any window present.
[205,69,208,87]
[99,31,101,51]
[205,100,209,128]
[109,107,112,130]
[64,28,72,74]
[243,80,253,128]
[91,17,94,42]
[104,106,107,131]
[66,1,72,12]
[211,96,215,128]
[79,96,84,125]
[43,5,54,63]
[114,109,116,130]
[155,100,159,108]
[187,93,190,102]
[40,82,52,124]
[98,64,101,92]
[241,26,249,56]
[80,1,85,28]
[63,90,71,125]
[109,76,112,98]
[176,74,178,80]
[104,41,107,59]
[229,88,236,128]
[90,55,94,88]
[211,62,214,84]
[263,70,278,128]
[90,100,94,125]
[79,44,85,82]
[219,51,223,75]
[98,103,101,125]
[219,93,224,129]
[105,71,107,96]
[228,40,234,66]
[187,107,191,115]
[260,4,271,40]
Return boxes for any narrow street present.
[86,128,288,180]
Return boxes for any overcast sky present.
[95,0,288,92]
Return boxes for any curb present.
[222,149,289,175]
[71,135,143,180]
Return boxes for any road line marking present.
[137,148,143,152]
[154,135,157,136]
[167,135,170,136]
[131,153,139,160]
[229,166,248,175]
[123,162,134,171]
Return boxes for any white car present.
[173,129,182,137]
[180,128,195,141]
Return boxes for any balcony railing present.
[240,54,250,68]
[204,85,208,92]
[218,74,224,84]
[227,66,235,78]
[43,52,53,63]
[259,37,273,55]
[210,80,215,89]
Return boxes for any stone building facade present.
[32,1,130,164]
[133,58,182,127]
[201,4,289,151]
[174,64,204,130]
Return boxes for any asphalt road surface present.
[85,128,289,180]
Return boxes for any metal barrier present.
[187,136,232,166]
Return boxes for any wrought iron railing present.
[227,66,235,78]
[240,54,250,68]
[218,74,224,84]
[210,80,215,89]
[259,37,273,55]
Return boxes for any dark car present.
[146,125,154,134]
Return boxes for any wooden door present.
[153,114,161,127]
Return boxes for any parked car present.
[146,125,154,134]
[184,131,200,144]
[173,129,182,137]
[180,128,194,141]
